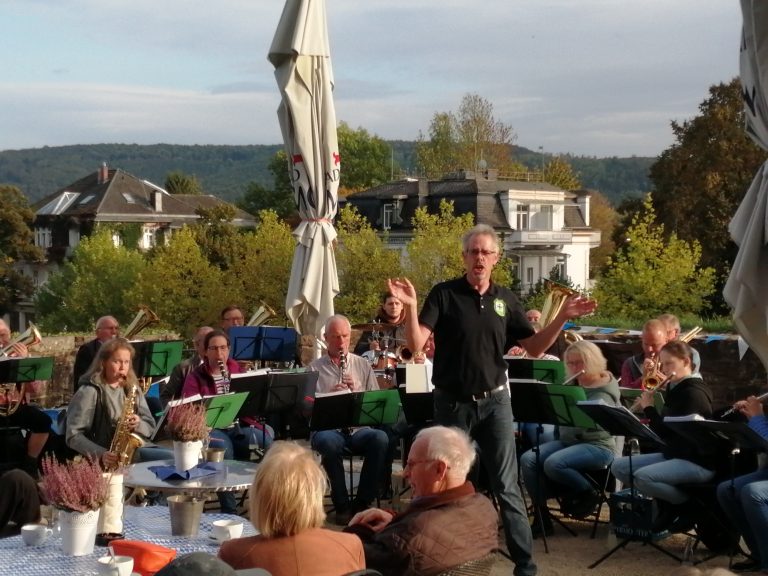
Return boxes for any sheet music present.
[405,364,433,393]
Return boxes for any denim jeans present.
[611,452,714,504]
[434,388,536,576]
[520,440,614,508]
[311,427,389,510]
[717,470,768,569]
[242,424,275,450]
[518,423,557,447]
[207,429,240,514]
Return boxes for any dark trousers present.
[0,470,40,536]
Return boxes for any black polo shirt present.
[419,276,534,397]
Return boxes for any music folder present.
[506,358,565,385]
[131,340,184,378]
[151,392,249,441]
[576,400,665,445]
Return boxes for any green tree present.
[588,190,619,275]
[543,156,581,190]
[126,227,236,336]
[337,122,392,194]
[190,204,244,271]
[165,171,203,195]
[35,229,146,331]
[403,199,514,297]
[237,151,295,220]
[649,78,767,312]
[229,210,295,323]
[592,195,716,321]
[335,205,402,323]
[416,94,523,178]
[0,185,44,315]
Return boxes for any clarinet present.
[217,359,230,393]
[338,351,348,388]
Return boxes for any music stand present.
[229,372,270,416]
[397,386,434,425]
[0,357,54,382]
[575,401,676,568]
[228,327,262,362]
[204,392,249,429]
[131,340,183,378]
[509,381,596,550]
[507,358,565,385]
[309,389,400,432]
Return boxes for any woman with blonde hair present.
[219,441,365,576]
[65,337,165,469]
[520,340,620,537]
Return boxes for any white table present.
[0,506,256,576]
[123,459,257,494]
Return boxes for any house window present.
[382,204,395,230]
[142,227,155,250]
[112,232,123,247]
[35,227,52,248]
[554,256,566,281]
[526,267,534,286]
[516,205,530,230]
[541,204,553,229]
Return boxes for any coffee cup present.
[211,519,243,541]
[96,555,134,576]
[20,524,52,546]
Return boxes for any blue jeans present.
[207,429,241,514]
[611,452,714,504]
[311,427,389,510]
[242,424,275,450]
[135,446,174,462]
[434,388,536,576]
[518,423,557,447]
[717,470,768,569]
[521,440,614,508]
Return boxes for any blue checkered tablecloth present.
[0,506,255,575]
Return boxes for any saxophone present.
[107,380,145,470]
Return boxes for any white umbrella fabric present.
[724,0,768,369]
[269,0,340,339]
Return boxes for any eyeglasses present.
[466,249,497,257]
[223,315,243,322]
[207,345,230,352]
[404,458,441,470]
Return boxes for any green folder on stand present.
[204,392,249,429]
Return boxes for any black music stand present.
[0,357,54,383]
[509,381,596,550]
[131,340,183,378]
[575,401,677,568]
[397,386,433,425]
[310,389,400,432]
[507,358,565,384]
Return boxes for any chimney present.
[97,162,109,185]
[575,190,591,226]
[152,190,163,212]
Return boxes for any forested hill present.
[0,143,653,206]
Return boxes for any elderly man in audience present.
[345,426,498,576]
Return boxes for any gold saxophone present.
[107,380,145,470]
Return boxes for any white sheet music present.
[405,364,433,393]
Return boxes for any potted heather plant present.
[40,455,110,556]
[166,402,208,473]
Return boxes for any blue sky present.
[0,0,740,157]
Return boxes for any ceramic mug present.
[96,555,134,576]
[211,519,244,541]
[20,524,52,546]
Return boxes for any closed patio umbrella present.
[269,0,340,339]
[724,0,768,369]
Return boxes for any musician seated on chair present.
[611,340,716,530]
[716,395,768,574]
[72,315,120,391]
[309,314,388,524]
[520,340,620,538]
[0,319,51,478]
[65,337,171,469]
[345,426,498,576]
[161,326,213,408]
[220,305,245,333]
[658,313,702,375]
[354,292,406,357]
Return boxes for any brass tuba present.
[247,301,276,327]
[539,281,583,344]
[107,380,145,470]
[123,306,160,340]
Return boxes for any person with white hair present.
[346,426,498,575]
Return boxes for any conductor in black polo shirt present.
[388,223,596,576]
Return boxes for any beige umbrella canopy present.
[269,0,340,339]
[724,0,768,369]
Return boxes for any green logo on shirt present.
[493,298,506,317]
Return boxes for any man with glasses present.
[73,315,120,391]
[346,426,498,575]
[388,224,596,576]
[220,306,245,333]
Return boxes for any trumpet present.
[0,323,42,357]
[641,354,666,391]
